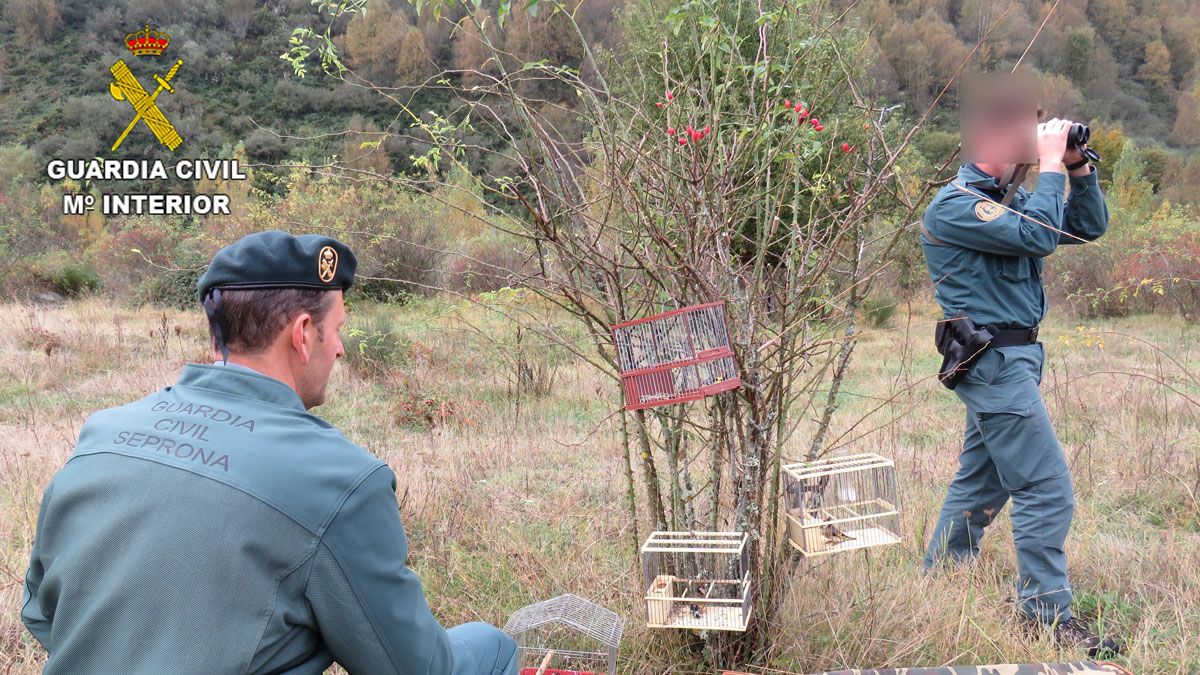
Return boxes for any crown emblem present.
[125,24,170,57]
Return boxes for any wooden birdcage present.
[502,594,623,675]
[611,302,740,410]
[782,453,901,556]
[639,531,752,632]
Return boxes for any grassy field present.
[1,297,1197,673]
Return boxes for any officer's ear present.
[290,313,315,364]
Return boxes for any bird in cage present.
[821,519,855,545]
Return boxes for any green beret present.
[197,230,357,300]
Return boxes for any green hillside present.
[0,0,1196,320]
[1,0,1196,188]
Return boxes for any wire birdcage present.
[502,594,623,675]
[782,453,901,556]
[611,302,740,410]
[639,531,752,632]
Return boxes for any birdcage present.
[782,453,901,556]
[502,594,623,675]
[640,531,752,631]
[611,302,741,410]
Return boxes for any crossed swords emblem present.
[108,59,184,152]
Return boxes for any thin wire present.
[1013,0,1063,73]
[950,182,1096,245]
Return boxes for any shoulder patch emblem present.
[974,200,1004,222]
[318,246,338,283]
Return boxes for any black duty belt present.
[985,324,1039,347]
[934,313,1039,390]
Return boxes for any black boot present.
[1051,617,1124,658]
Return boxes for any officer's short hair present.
[210,288,335,355]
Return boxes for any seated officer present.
[920,98,1122,655]
[21,231,518,675]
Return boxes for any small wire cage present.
[502,594,624,675]
[611,302,741,410]
[640,531,752,632]
[782,453,901,557]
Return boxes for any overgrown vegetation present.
[3,0,1197,321]
[2,300,1196,673]
[344,312,412,379]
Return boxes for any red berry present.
[810,117,819,126]
[783,99,791,108]
[679,136,687,145]
[656,102,663,108]
[794,102,803,112]
[667,127,675,135]
[815,124,825,131]
[841,142,851,152]
[666,91,674,100]
[704,125,711,134]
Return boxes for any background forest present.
[0,0,1198,318]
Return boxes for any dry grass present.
[0,298,1196,673]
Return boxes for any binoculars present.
[1067,123,1102,163]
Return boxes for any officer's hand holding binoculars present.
[1037,117,1073,169]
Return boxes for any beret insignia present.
[974,200,1004,222]
[318,245,338,283]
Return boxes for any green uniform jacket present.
[22,363,461,674]
[921,164,1109,329]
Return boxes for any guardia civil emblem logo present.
[974,200,1005,222]
[108,25,184,152]
[318,246,338,283]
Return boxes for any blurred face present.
[960,72,1037,168]
[294,291,346,409]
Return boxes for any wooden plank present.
[642,531,748,554]
[788,526,901,557]
[647,531,746,539]
[783,452,890,470]
[782,453,893,480]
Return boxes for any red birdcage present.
[611,302,741,410]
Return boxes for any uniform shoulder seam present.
[66,448,343,536]
[317,462,390,536]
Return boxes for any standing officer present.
[21,231,518,674]
[920,113,1122,656]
